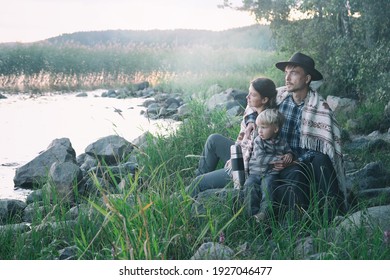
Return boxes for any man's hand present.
[270,157,294,171]
[281,153,293,164]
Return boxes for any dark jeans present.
[275,152,345,220]
[243,165,306,216]
[196,133,234,175]
[298,152,346,217]
[186,133,234,197]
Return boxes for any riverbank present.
[0,90,179,200]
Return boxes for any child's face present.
[257,122,279,140]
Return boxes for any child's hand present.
[282,153,293,164]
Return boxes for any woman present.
[186,77,278,197]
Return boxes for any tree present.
[223,0,390,100]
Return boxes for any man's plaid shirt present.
[278,94,318,162]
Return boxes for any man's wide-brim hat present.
[275,52,323,81]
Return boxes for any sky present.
[1,0,256,43]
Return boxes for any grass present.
[1,98,390,260]
[0,47,284,94]
[0,47,389,260]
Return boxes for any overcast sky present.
[1,0,256,43]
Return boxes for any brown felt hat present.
[275,52,323,81]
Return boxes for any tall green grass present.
[1,99,390,260]
[0,45,389,259]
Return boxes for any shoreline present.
[0,90,180,201]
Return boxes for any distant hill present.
[44,25,275,50]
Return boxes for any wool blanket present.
[277,86,347,205]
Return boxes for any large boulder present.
[337,205,390,235]
[47,161,82,203]
[346,161,390,191]
[85,135,134,165]
[326,95,358,116]
[206,88,247,116]
[13,138,76,189]
[0,199,27,225]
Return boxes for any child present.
[244,108,294,222]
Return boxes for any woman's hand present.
[237,122,255,142]
[237,132,245,141]
[244,122,255,140]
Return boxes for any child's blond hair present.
[256,109,285,129]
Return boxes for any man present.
[273,52,347,220]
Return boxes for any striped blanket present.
[277,86,347,205]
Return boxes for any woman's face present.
[247,84,268,109]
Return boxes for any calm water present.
[0,90,178,201]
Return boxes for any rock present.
[191,188,241,217]
[142,98,156,107]
[132,81,149,91]
[136,88,155,98]
[347,161,390,191]
[32,220,77,235]
[165,97,181,107]
[80,176,113,197]
[177,104,191,118]
[205,88,247,115]
[294,236,315,259]
[87,160,138,186]
[226,103,244,118]
[337,205,390,234]
[191,242,235,260]
[48,161,83,203]
[326,96,358,115]
[131,131,153,150]
[146,103,160,115]
[102,89,118,98]
[65,203,98,220]
[345,138,390,152]
[85,135,134,165]
[22,202,46,223]
[58,245,78,260]
[13,138,76,189]
[75,92,88,97]
[358,187,390,198]
[0,199,27,224]
[79,154,98,172]
[206,84,224,96]
[226,88,247,108]
[0,222,31,234]
[206,92,233,111]
[26,189,44,204]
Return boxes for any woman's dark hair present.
[251,77,277,109]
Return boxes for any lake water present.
[0,90,179,201]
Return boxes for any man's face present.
[284,65,311,92]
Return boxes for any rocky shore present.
[1,84,390,259]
